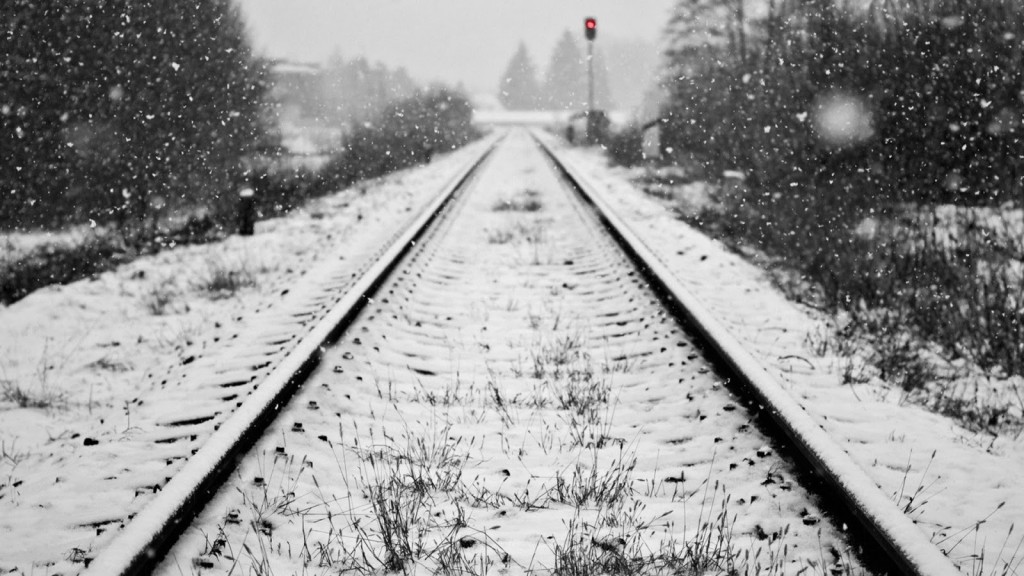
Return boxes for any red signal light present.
[584,17,597,40]
[585,18,596,29]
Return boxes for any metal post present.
[587,39,594,143]
[587,40,594,117]
[237,187,255,236]
[583,16,598,144]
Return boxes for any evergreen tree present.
[540,31,615,111]
[542,31,587,110]
[498,42,541,110]
[0,0,267,234]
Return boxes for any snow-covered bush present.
[606,125,645,167]
[0,231,124,305]
[320,88,479,185]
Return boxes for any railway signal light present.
[584,17,597,41]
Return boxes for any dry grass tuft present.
[197,255,256,299]
[493,189,543,213]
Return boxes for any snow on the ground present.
[1,223,104,257]
[553,140,1024,573]
[157,129,864,576]
[0,138,494,575]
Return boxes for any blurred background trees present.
[496,31,614,112]
[498,42,542,110]
[316,54,418,127]
[319,88,478,185]
[542,31,588,110]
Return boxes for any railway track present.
[83,129,958,576]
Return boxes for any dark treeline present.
[0,83,478,305]
[642,0,1024,401]
[1,86,478,305]
[661,0,1024,208]
[0,0,268,237]
[0,0,479,303]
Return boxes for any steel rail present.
[82,136,500,576]
[534,132,961,576]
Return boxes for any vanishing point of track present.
[84,129,959,576]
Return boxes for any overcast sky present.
[235,1,675,95]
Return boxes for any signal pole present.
[584,17,597,143]
[587,39,594,115]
